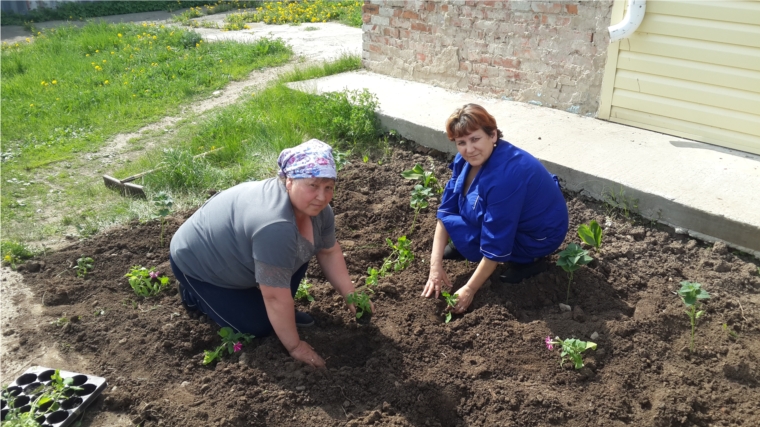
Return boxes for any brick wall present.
[362,0,614,115]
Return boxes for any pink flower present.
[149,271,160,279]
[545,336,554,350]
[233,341,242,352]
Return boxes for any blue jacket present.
[436,140,568,263]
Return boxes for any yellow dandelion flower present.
[111,51,115,54]
[133,94,136,97]
[104,80,110,85]
[219,59,223,63]
[52,80,57,85]
[118,33,122,37]
[56,97,60,100]
[26,38,30,42]
[30,104,34,107]
[37,32,41,35]
[96,49,99,52]
[41,81,46,85]
[124,81,128,85]
[142,23,147,27]
[86,53,90,57]
[196,43,200,47]
[153,35,157,40]
[103,60,107,63]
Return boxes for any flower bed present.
[10,145,760,426]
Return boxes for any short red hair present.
[445,103,503,141]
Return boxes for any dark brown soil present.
[10,146,760,427]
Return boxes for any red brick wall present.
[362,0,613,115]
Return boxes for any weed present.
[203,326,254,365]
[545,336,597,369]
[225,0,362,28]
[577,220,603,252]
[152,191,173,247]
[678,281,710,352]
[441,290,458,323]
[125,265,170,297]
[51,316,69,327]
[74,256,93,278]
[295,277,315,302]
[603,186,639,220]
[722,323,739,340]
[1,240,34,269]
[556,244,593,304]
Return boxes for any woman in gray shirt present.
[170,139,370,368]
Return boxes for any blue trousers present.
[170,255,307,337]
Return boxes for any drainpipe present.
[608,0,647,42]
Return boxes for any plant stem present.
[689,306,696,352]
[409,208,420,236]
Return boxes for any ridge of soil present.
[6,145,760,427]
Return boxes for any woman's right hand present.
[421,264,452,299]
[289,340,325,368]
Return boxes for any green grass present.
[0,1,209,26]
[1,22,291,169]
[224,0,362,29]
[1,54,378,248]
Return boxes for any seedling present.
[556,243,593,303]
[678,281,710,352]
[152,191,173,247]
[441,290,458,323]
[346,288,373,319]
[295,277,314,302]
[577,220,603,252]
[74,256,94,278]
[1,369,83,425]
[402,164,441,235]
[125,265,171,297]
[333,150,350,171]
[365,236,414,287]
[545,336,597,369]
[401,163,441,192]
[203,327,254,365]
[51,316,69,327]
[722,323,739,340]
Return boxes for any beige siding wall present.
[599,0,760,155]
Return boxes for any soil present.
[4,145,760,427]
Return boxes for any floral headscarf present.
[277,139,337,179]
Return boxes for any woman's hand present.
[422,264,452,299]
[289,340,325,368]
[451,285,475,314]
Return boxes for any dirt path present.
[1,15,360,426]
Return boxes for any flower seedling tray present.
[1,366,107,427]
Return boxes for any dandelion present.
[196,43,200,48]
[545,336,554,351]
[219,59,223,63]
[52,80,57,84]
[111,51,115,54]
[118,33,122,38]
[104,80,110,85]
[95,49,99,53]
[102,59,107,63]
[26,38,30,42]
[233,342,243,352]
[86,53,90,57]
[30,104,34,107]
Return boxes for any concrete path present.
[290,71,760,257]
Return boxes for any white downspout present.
[608,0,647,42]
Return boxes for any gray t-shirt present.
[170,178,336,289]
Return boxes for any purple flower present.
[545,336,554,351]
[149,271,160,280]
[233,342,243,353]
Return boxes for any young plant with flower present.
[545,336,597,369]
[125,265,170,297]
[203,326,254,365]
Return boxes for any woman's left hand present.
[451,285,475,314]
[345,298,376,317]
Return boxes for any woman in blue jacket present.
[421,104,568,313]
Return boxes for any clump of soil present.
[10,145,760,427]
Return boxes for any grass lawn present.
[1,21,292,231]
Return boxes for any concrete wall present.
[362,0,614,115]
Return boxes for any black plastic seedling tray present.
[1,366,107,427]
